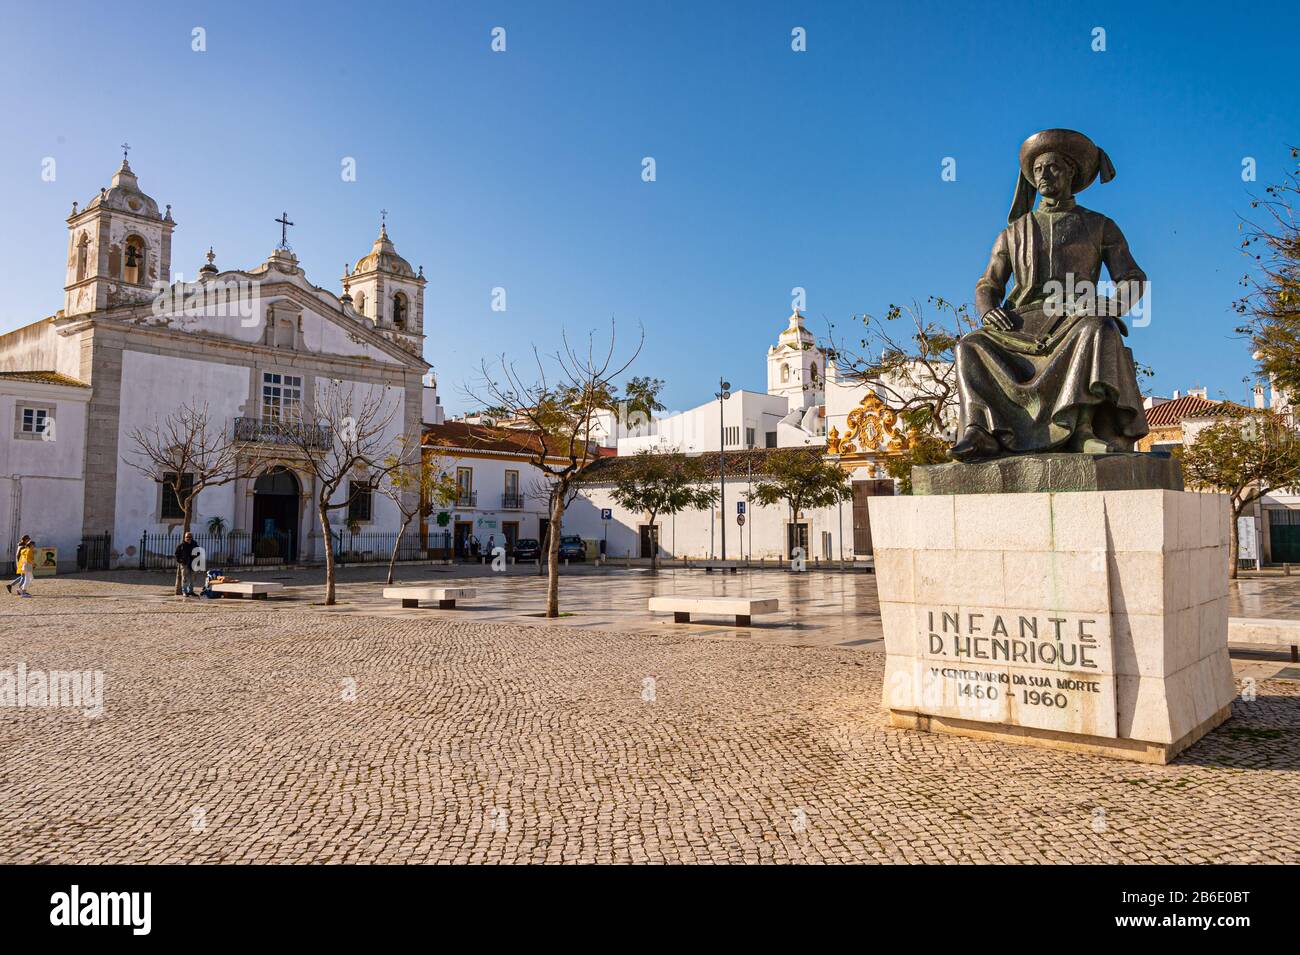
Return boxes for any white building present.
[566,448,854,561]
[0,371,90,569]
[0,156,440,568]
[563,309,959,561]
[422,420,588,556]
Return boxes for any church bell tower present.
[342,214,426,355]
[63,148,174,316]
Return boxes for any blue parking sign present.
[601,508,612,520]
[737,501,746,514]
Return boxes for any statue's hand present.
[982,307,1015,331]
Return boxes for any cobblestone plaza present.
[0,568,1295,864]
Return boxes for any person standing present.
[175,532,201,598]
[7,535,35,598]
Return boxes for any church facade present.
[0,157,433,568]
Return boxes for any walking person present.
[7,535,35,597]
[175,531,201,598]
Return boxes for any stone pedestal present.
[869,489,1235,764]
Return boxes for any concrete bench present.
[648,596,778,627]
[695,561,740,574]
[1228,617,1300,661]
[210,582,283,600]
[383,586,476,609]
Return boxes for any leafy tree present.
[1235,148,1300,400]
[618,376,666,429]
[1180,410,1300,577]
[376,437,458,585]
[605,451,716,573]
[465,322,642,616]
[749,449,853,553]
[883,431,951,494]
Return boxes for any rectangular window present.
[723,425,740,447]
[19,407,49,435]
[160,472,195,520]
[348,480,373,523]
[261,372,303,421]
[456,467,474,506]
[746,427,756,448]
[504,470,519,496]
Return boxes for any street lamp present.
[715,378,731,560]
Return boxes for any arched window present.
[392,292,408,329]
[123,235,145,284]
[780,364,790,383]
[75,234,89,282]
[354,291,367,316]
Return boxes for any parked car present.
[558,535,586,561]
[512,538,542,562]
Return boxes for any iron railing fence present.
[78,532,112,571]
[233,416,332,448]
[137,530,296,570]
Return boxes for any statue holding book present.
[950,129,1150,461]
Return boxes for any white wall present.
[427,452,553,547]
[618,391,791,455]
[567,480,855,560]
[0,383,88,566]
[114,351,249,542]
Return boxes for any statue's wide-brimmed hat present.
[1008,128,1115,222]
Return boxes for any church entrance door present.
[252,466,300,563]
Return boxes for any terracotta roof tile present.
[0,370,89,388]
[423,420,599,460]
[1143,394,1239,428]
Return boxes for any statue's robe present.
[958,202,1149,453]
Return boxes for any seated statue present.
[950,129,1150,461]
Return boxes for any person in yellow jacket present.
[7,535,35,598]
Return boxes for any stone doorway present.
[252,466,300,562]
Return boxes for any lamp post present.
[715,378,731,560]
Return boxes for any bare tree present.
[826,297,973,438]
[464,322,641,617]
[125,401,251,594]
[277,378,401,605]
[376,436,458,585]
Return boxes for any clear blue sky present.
[0,0,1293,414]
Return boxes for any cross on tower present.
[121,142,130,162]
[275,211,294,249]
[380,208,388,233]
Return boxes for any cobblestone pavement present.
[0,573,1297,863]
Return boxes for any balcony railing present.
[455,489,477,507]
[501,492,525,509]
[234,416,332,449]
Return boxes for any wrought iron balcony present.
[455,489,477,507]
[501,493,525,509]
[234,416,332,449]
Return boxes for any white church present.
[0,155,439,569]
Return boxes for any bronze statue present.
[950,129,1149,461]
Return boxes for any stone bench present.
[1228,617,1300,661]
[694,561,740,574]
[210,582,283,600]
[648,596,778,627]
[383,586,476,609]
